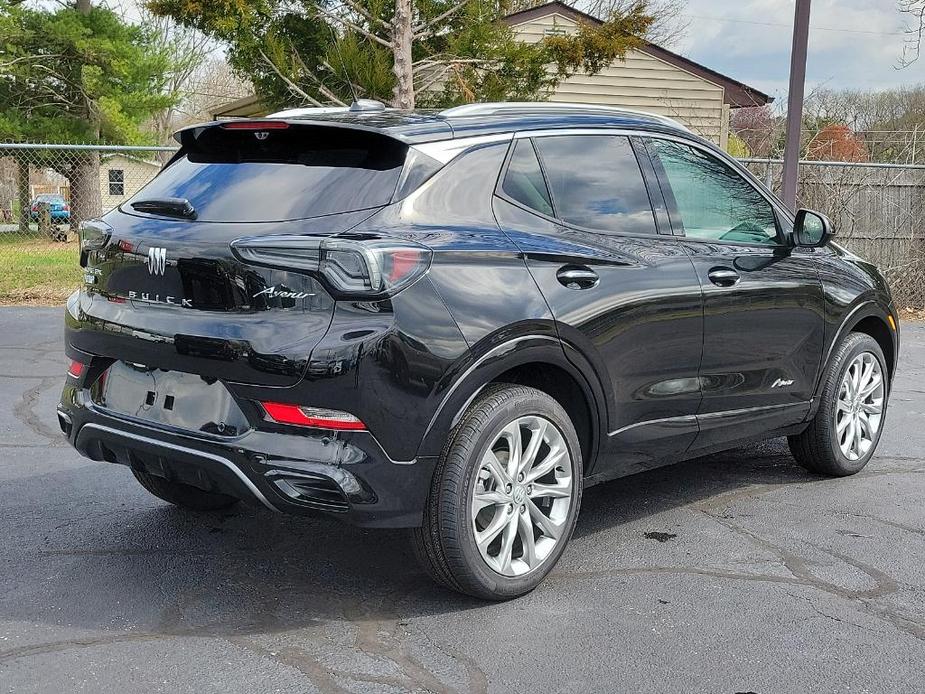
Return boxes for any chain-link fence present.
[1,143,924,310]
[0,143,177,303]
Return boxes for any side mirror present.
[793,209,834,248]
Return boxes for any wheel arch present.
[416,335,606,474]
[851,314,896,380]
[812,300,898,409]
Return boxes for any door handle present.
[707,268,740,287]
[557,266,599,290]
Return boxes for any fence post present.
[16,157,30,234]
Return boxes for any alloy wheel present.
[470,415,573,577]
[835,351,884,461]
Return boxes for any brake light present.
[261,402,366,430]
[220,120,290,130]
[67,360,85,379]
[231,235,432,298]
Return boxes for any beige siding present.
[510,13,728,145]
[99,156,160,213]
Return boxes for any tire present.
[131,469,239,511]
[412,384,583,600]
[789,332,888,476]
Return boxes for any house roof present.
[501,1,772,108]
[100,153,160,168]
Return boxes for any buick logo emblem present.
[146,247,167,276]
[254,131,270,141]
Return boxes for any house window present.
[108,169,124,196]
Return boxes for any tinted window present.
[533,135,656,234]
[128,127,406,222]
[501,139,553,216]
[649,139,778,245]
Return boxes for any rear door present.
[493,133,704,476]
[644,136,825,450]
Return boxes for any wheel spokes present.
[500,422,522,479]
[518,418,547,477]
[527,498,563,541]
[476,509,510,550]
[517,510,537,568]
[529,479,571,500]
[471,415,573,577]
[524,446,566,484]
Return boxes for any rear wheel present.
[413,385,583,600]
[131,469,239,511]
[789,332,888,476]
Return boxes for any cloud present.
[675,0,925,100]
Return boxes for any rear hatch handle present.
[130,197,197,220]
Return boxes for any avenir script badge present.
[253,286,313,300]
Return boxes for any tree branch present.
[291,51,349,105]
[338,0,391,31]
[412,0,472,39]
[314,6,393,48]
[257,48,324,106]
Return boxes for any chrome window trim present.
[608,401,809,437]
[514,128,795,231]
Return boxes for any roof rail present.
[438,102,690,132]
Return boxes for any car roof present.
[177,102,695,146]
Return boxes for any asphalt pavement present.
[1,307,924,693]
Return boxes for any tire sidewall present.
[824,334,888,474]
[450,389,583,599]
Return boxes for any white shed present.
[99,154,161,213]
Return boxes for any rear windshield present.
[126,126,407,222]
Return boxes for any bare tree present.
[583,0,689,47]
[899,0,925,66]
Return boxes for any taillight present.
[261,402,366,430]
[67,360,85,379]
[231,235,432,298]
[220,120,290,130]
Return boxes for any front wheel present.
[413,385,583,600]
[789,332,888,476]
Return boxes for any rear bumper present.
[58,389,436,528]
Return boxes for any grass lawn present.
[0,234,81,305]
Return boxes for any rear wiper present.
[130,197,197,220]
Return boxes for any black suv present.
[59,101,898,600]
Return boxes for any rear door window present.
[533,135,657,235]
[128,126,407,222]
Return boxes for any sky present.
[674,0,925,102]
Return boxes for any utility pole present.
[781,0,812,211]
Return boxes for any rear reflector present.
[220,120,290,130]
[261,402,366,431]
[67,360,85,378]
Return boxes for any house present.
[210,1,772,149]
[502,2,771,147]
[99,154,161,212]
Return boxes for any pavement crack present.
[11,375,65,444]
